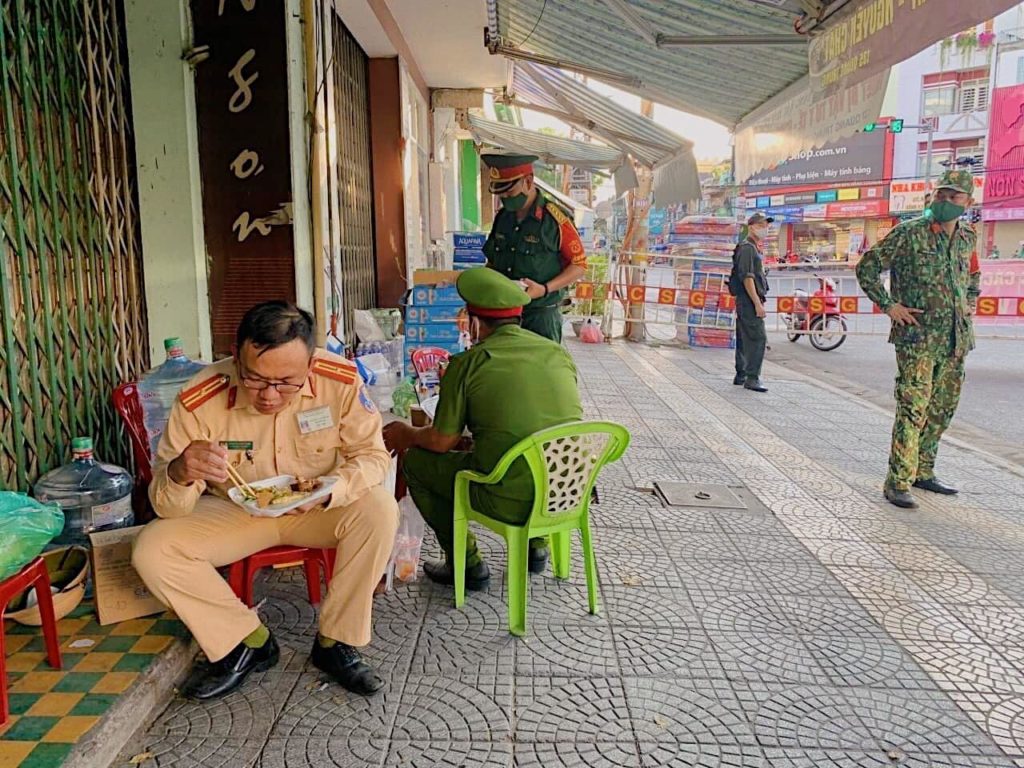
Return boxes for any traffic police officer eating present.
[382,268,584,588]
[481,152,588,342]
[133,301,399,700]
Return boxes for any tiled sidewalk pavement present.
[1,604,188,768]
[121,339,1024,768]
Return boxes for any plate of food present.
[228,475,338,518]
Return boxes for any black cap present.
[747,212,774,225]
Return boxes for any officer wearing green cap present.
[480,152,588,343]
[383,268,583,587]
[856,168,981,509]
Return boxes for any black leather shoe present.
[181,634,279,701]
[528,547,549,574]
[744,379,768,393]
[913,478,958,495]
[423,559,491,590]
[311,639,384,696]
[733,374,745,385]
[884,487,919,509]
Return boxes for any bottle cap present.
[164,337,185,356]
[71,437,93,452]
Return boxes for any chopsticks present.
[224,462,257,498]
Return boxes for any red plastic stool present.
[227,546,335,608]
[1,557,63,726]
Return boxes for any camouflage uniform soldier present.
[856,169,981,509]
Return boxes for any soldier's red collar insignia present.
[180,374,230,412]
[534,204,544,221]
[929,222,942,234]
[311,357,357,385]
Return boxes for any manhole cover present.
[653,482,747,510]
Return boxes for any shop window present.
[959,80,989,113]
[917,150,953,178]
[955,143,985,166]
[922,85,957,117]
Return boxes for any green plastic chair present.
[452,420,630,636]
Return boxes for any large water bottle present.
[137,337,206,457]
[33,437,134,547]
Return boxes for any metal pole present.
[924,127,934,187]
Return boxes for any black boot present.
[311,639,384,696]
[884,487,919,509]
[181,634,279,701]
[733,374,745,385]
[423,559,491,590]
[528,547,549,575]
[913,478,958,495]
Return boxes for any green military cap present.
[481,152,539,193]
[936,168,974,195]
[456,267,530,318]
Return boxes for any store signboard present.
[756,196,771,208]
[816,190,839,203]
[745,129,888,189]
[803,204,829,220]
[763,205,804,223]
[825,199,889,218]
[785,192,817,205]
[837,188,860,201]
[985,84,1024,210]
[770,195,786,206]
[982,207,1024,221]
[891,176,986,213]
[808,0,1016,96]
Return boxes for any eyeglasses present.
[237,370,305,397]
[240,377,304,394]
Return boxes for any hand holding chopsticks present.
[224,462,257,498]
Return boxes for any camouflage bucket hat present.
[936,168,974,195]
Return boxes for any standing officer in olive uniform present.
[383,268,583,587]
[480,153,588,342]
[856,169,981,509]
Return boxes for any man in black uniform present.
[731,213,772,393]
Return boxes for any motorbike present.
[783,275,848,352]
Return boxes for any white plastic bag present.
[391,496,425,583]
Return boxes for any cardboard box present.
[90,526,166,625]
[405,323,462,343]
[412,269,459,286]
[452,232,487,250]
[406,305,464,324]
[410,284,463,306]
[453,249,486,262]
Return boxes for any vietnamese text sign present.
[744,130,887,189]
[891,175,986,213]
[985,84,1024,210]
[809,0,1017,96]
[735,70,890,181]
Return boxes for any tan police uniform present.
[132,351,399,663]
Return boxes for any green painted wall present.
[459,140,480,230]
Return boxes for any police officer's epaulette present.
[179,374,231,412]
[311,357,357,385]
[545,201,572,226]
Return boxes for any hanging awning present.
[468,113,643,198]
[508,62,691,169]
[467,114,624,171]
[491,0,810,127]
[500,62,701,204]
